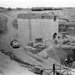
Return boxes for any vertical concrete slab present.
[41,19,51,43]
[31,19,42,41]
[18,19,29,46]
[50,19,59,40]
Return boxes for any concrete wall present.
[41,19,52,43]
[18,19,30,46]
[50,19,59,39]
[18,18,58,46]
[31,19,42,41]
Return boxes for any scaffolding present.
[42,64,75,75]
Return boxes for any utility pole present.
[53,64,55,75]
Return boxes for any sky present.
[0,0,75,8]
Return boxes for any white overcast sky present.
[0,0,75,8]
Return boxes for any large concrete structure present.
[17,13,58,46]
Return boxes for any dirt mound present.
[47,46,68,64]
[46,45,75,66]
[55,47,67,64]
[0,14,8,36]
[47,46,60,63]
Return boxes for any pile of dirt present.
[47,46,61,63]
[0,14,8,36]
[46,45,75,66]
[55,47,67,64]
[46,45,68,64]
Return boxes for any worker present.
[65,57,73,67]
